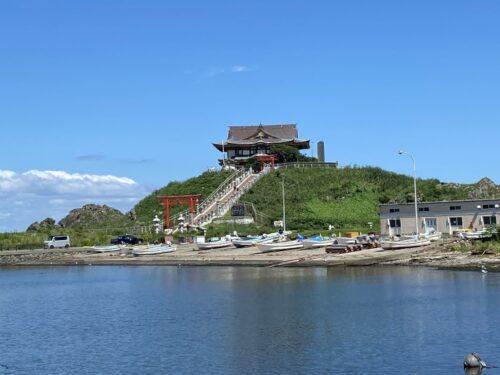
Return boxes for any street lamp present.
[398,150,419,236]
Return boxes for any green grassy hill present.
[132,166,498,233]
[239,166,497,232]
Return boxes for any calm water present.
[1,266,499,375]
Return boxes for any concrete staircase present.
[168,168,268,232]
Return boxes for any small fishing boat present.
[459,230,491,240]
[92,244,123,253]
[132,244,176,256]
[232,235,262,248]
[231,233,280,248]
[195,237,233,250]
[256,238,304,252]
[301,235,336,249]
[336,237,359,246]
[380,236,431,250]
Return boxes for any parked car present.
[44,235,70,249]
[111,235,144,245]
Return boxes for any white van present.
[44,235,70,249]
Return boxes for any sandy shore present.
[1,241,499,271]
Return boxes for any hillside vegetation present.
[239,167,497,231]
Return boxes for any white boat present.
[421,230,442,241]
[92,244,123,253]
[336,237,358,246]
[232,233,280,248]
[301,235,336,249]
[256,239,304,252]
[380,236,431,250]
[459,230,491,240]
[132,244,176,256]
[195,238,233,250]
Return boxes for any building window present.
[389,219,401,228]
[483,216,497,225]
[483,204,495,209]
[449,217,463,226]
[235,149,252,157]
[389,208,400,213]
[450,206,462,211]
[418,207,430,212]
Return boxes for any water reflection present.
[464,368,483,375]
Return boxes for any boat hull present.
[301,239,335,249]
[257,240,304,252]
[132,244,176,256]
[195,240,233,250]
[380,238,431,250]
[92,245,123,253]
[232,237,261,248]
[460,231,491,240]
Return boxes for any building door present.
[388,219,401,236]
[424,218,438,233]
[448,217,463,234]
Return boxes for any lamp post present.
[399,150,419,236]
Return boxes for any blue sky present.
[1,0,499,231]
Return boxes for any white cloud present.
[231,65,252,73]
[0,169,150,232]
[205,65,256,77]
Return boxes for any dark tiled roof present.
[228,124,298,141]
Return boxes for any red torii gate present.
[255,154,277,169]
[158,195,201,228]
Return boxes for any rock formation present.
[58,204,126,228]
[26,217,61,232]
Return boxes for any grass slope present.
[241,166,484,232]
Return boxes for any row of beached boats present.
[91,243,176,256]
[194,233,366,252]
[90,229,446,256]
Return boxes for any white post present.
[399,150,419,237]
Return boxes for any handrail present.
[201,169,244,205]
[278,162,338,169]
[193,171,255,222]
[168,169,247,226]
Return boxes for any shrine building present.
[213,124,310,167]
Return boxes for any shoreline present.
[1,242,499,271]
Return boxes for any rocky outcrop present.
[26,217,61,232]
[469,177,499,199]
[58,204,126,228]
